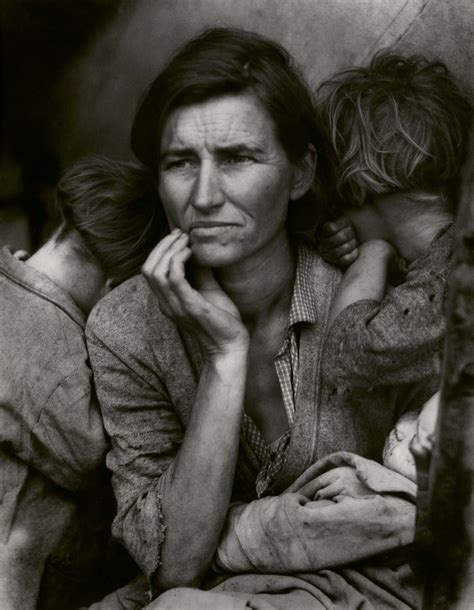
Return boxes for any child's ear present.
[289,144,317,201]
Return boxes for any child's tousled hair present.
[55,156,167,286]
[316,51,471,210]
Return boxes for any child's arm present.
[328,239,395,327]
[322,228,452,389]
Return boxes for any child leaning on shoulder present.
[316,51,471,390]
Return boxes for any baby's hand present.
[411,392,440,457]
[316,217,359,268]
[410,392,440,486]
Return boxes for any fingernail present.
[171,228,180,235]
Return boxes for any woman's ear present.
[289,145,317,201]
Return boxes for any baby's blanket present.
[150,453,420,609]
[216,451,417,574]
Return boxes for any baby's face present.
[382,410,418,481]
[383,392,440,482]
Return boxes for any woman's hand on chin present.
[142,229,249,359]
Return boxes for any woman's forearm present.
[154,348,248,590]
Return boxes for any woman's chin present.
[190,244,240,269]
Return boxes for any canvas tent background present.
[1,0,472,249]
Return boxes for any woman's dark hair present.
[131,27,327,232]
[316,51,472,210]
[56,155,166,285]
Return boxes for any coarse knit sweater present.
[86,247,438,581]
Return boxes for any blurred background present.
[1,0,472,252]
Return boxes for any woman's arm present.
[155,351,247,589]
[88,302,248,592]
[89,230,250,592]
[141,231,250,590]
[214,455,417,575]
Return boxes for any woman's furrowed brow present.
[161,143,265,160]
[160,147,195,161]
[217,144,264,155]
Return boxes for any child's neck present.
[26,232,107,314]
[373,192,453,262]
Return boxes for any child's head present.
[55,156,167,287]
[317,52,471,212]
[383,392,440,481]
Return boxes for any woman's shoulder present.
[86,273,175,346]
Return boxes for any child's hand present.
[316,217,359,268]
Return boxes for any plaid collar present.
[288,243,318,328]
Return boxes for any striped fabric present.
[241,245,317,497]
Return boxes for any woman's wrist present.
[204,341,250,368]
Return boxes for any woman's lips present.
[189,223,237,236]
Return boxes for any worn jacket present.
[86,248,437,582]
[0,247,109,609]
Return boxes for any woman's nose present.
[192,162,225,210]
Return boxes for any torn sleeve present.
[86,327,184,580]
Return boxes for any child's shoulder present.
[408,223,453,276]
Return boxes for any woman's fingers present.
[143,231,191,317]
[313,469,371,501]
[141,230,247,353]
[143,232,188,287]
[145,233,225,325]
[169,261,225,322]
[154,233,189,282]
[314,481,342,500]
[168,245,193,284]
[167,247,208,316]
[142,229,183,275]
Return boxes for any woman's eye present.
[224,155,253,165]
[162,159,196,170]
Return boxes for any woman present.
[87,29,433,608]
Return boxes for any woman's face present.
[158,93,309,268]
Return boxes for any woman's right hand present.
[142,229,249,359]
